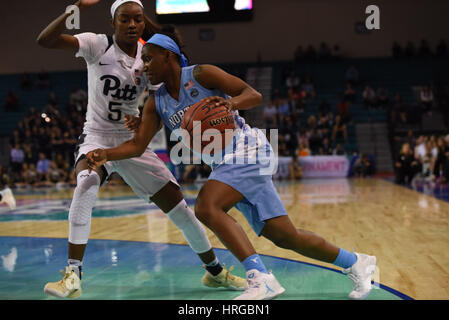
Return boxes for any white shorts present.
[74,132,179,202]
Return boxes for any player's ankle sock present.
[242,254,268,274]
[205,257,223,276]
[332,248,357,269]
[68,259,83,280]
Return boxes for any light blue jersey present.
[154,65,273,170]
[154,65,286,235]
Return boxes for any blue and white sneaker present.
[343,252,377,300]
[234,269,285,300]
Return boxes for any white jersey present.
[74,32,159,136]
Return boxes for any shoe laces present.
[222,264,237,283]
[347,272,362,291]
[57,268,72,286]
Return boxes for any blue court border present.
[0,236,413,300]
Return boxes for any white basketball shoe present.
[343,252,377,300]
[234,269,285,300]
[0,188,16,210]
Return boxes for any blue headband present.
[146,34,189,67]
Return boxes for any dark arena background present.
[1,0,449,308]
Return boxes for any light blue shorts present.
[208,163,288,236]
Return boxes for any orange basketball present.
[180,99,235,153]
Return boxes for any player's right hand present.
[78,0,101,10]
[86,148,107,173]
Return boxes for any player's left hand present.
[203,96,235,111]
[86,149,107,173]
[124,114,141,131]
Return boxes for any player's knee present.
[68,170,100,226]
[194,199,215,224]
[75,170,101,191]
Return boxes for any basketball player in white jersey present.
[36,0,245,299]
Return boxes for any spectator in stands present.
[333,143,346,156]
[10,144,25,180]
[317,112,332,140]
[412,138,435,185]
[337,96,351,123]
[301,74,316,100]
[332,44,342,61]
[332,115,348,144]
[285,72,300,91]
[304,45,317,62]
[4,91,19,112]
[277,97,291,127]
[362,85,377,108]
[376,87,389,108]
[50,127,65,157]
[343,83,356,103]
[23,143,38,165]
[294,45,305,62]
[46,161,68,186]
[37,127,51,157]
[36,70,50,89]
[418,39,432,58]
[20,73,32,90]
[433,136,446,179]
[395,143,420,185]
[440,135,449,184]
[414,135,428,164]
[345,65,359,86]
[36,152,51,182]
[10,129,22,147]
[391,93,407,124]
[22,163,39,187]
[353,154,373,178]
[263,101,278,129]
[297,141,311,157]
[318,42,331,61]
[404,41,416,57]
[436,39,447,57]
[278,134,289,157]
[318,99,331,115]
[287,88,304,115]
[48,91,59,107]
[392,41,403,59]
[318,137,333,155]
[69,88,88,112]
[288,155,303,180]
[420,85,434,112]
[0,165,12,189]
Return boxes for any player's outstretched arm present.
[86,95,162,171]
[36,0,100,50]
[193,64,263,111]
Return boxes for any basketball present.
[180,99,235,153]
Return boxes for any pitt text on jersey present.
[100,75,138,101]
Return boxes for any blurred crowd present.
[2,45,447,187]
[4,82,88,188]
[393,133,449,186]
[391,39,447,59]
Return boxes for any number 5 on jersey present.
[108,101,122,121]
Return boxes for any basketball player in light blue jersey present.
[87,30,378,300]
[37,0,245,299]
